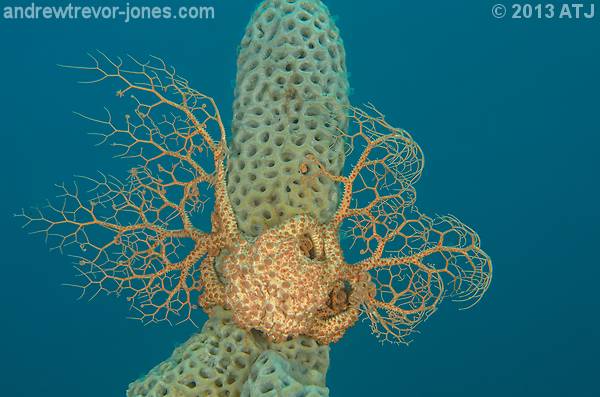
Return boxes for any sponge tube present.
[228,0,350,237]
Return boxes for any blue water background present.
[1,1,599,396]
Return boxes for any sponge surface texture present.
[228,0,350,237]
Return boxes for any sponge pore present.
[228,0,350,237]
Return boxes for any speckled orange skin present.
[199,214,364,344]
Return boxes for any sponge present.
[127,307,330,397]
[241,351,329,397]
[126,307,264,397]
[228,0,350,237]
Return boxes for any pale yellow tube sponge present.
[228,0,349,237]
[241,351,328,397]
[127,307,330,397]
